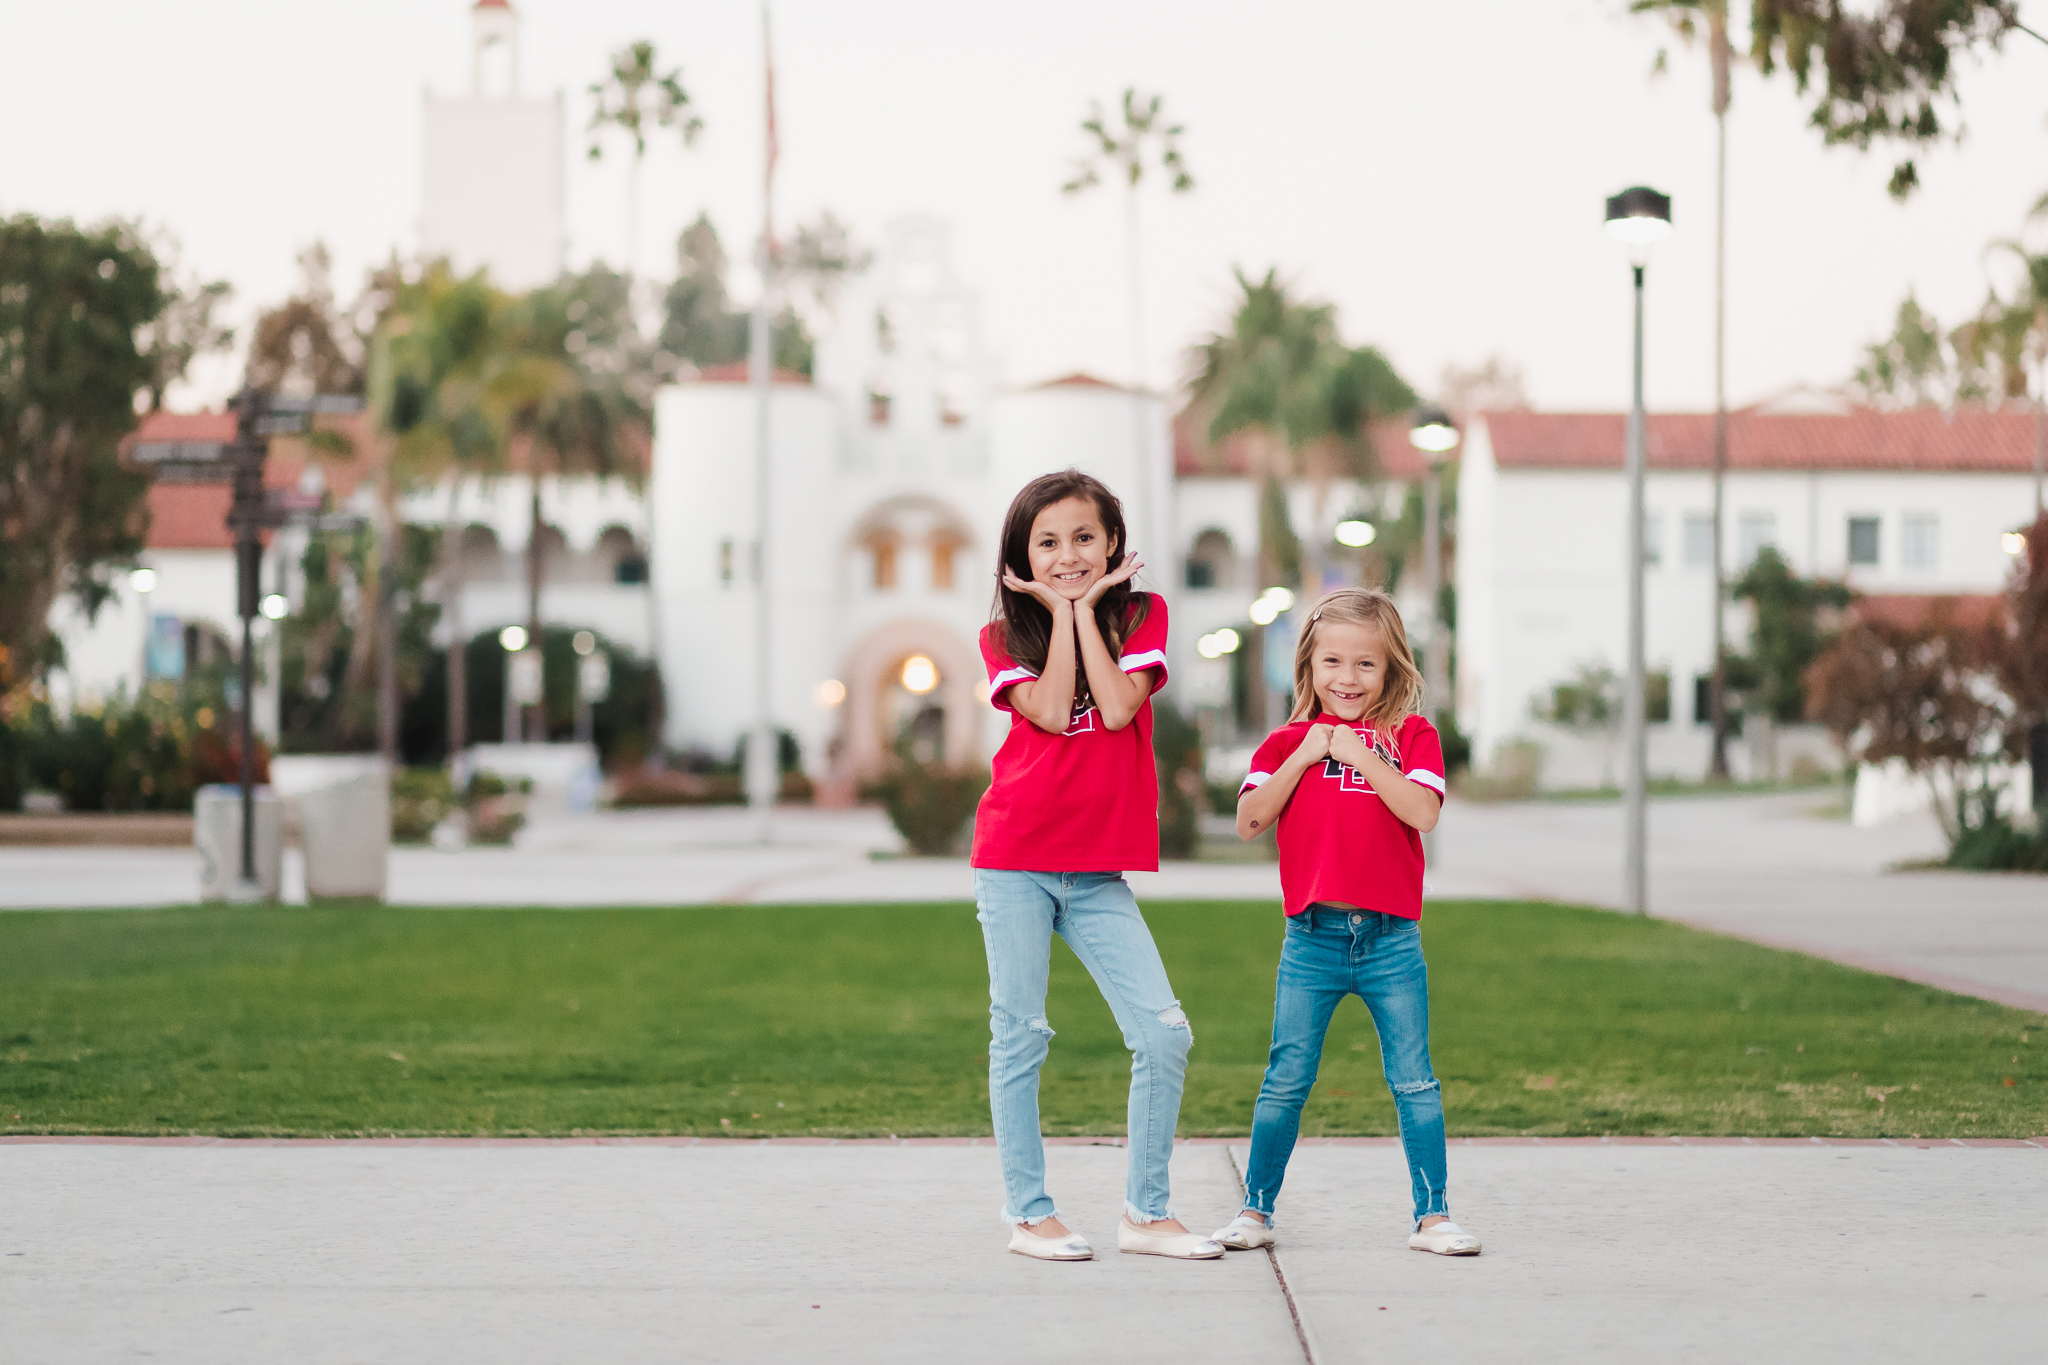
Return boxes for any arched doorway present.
[835,618,983,787]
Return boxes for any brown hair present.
[989,469,1150,680]
[1288,587,1425,728]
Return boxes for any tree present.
[1061,88,1195,396]
[586,40,702,280]
[1956,196,2048,512]
[1189,268,1415,599]
[1852,292,1953,404]
[245,243,365,396]
[1806,599,2016,849]
[1727,546,1852,722]
[0,214,163,685]
[136,234,234,414]
[656,212,821,379]
[1533,661,1625,789]
[1748,1,2043,200]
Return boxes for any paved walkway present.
[5,793,2041,1009]
[4,1139,2041,1364]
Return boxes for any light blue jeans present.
[1240,904,1449,1226]
[973,868,1193,1225]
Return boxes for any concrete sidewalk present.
[3,1139,2041,1363]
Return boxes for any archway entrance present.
[835,619,982,788]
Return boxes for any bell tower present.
[419,0,565,290]
[470,0,520,97]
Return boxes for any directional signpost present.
[133,389,365,899]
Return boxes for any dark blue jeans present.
[1240,904,1449,1226]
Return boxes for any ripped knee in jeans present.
[1155,1003,1192,1042]
[1390,1077,1440,1097]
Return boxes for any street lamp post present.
[1604,186,1672,918]
[1408,407,1460,725]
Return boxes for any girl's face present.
[1026,496,1118,602]
[1309,620,1387,722]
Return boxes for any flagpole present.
[746,1,778,844]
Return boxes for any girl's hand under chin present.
[1001,570,1073,614]
[1078,554,1143,608]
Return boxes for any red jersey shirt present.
[1239,711,1446,919]
[970,594,1170,872]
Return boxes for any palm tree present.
[1958,196,2048,514]
[1062,89,1195,566]
[587,41,703,282]
[1634,0,1737,777]
[1189,269,1414,709]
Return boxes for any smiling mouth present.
[1052,570,1090,585]
[1329,689,1366,704]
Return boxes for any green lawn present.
[1,901,2039,1140]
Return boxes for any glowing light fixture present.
[259,594,288,621]
[572,629,597,656]
[2002,531,2028,556]
[900,655,939,694]
[1213,627,1241,654]
[1409,405,1461,458]
[130,567,158,594]
[1604,186,1673,248]
[1334,519,1376,547]
[1196,634,1222,659]
[815,678,847,707]
[1248,597,1280,626]
[498,625,528,652]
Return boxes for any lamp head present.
[1409,404,1460,457]
[1605,186,1673,253]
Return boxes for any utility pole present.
[745,1,780,845]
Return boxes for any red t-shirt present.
[1239,712,1446,919]
[970,594,1170,872]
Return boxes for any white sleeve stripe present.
[1406,768,1447,794]
[988,667,1038,692]
[1239,771,1272,791]
[1117,648,1167,673]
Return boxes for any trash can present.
[195,785,283,901]
[300,771,390,901]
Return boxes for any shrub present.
[1152,701,1202,860]
[7,690,268,812]
[875,754,988,857]
[463,769,531,846]
[390,767,457,844]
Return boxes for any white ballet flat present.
[1117,1216,1225,1259]
[1008,1223,1093,1261]
[1213,1214,1277,1250]
[1408,1220,1482,1256]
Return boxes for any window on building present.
[929,532,963,591]
[869,532,900,590]
[1682,512,1713,569]
[1902,513,1939,571]
[1693,674,1712,725]
[717,539,734,587]
[1846,516,1881,567]
[1185,528,1234,590]
[1643,513,1663,568]
[1738,512,1777,567]
[1647,671,1671,724]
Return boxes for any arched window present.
[867,530,901,590]
[929,530,966,591]
[1186,528,1234,590]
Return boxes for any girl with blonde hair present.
[1211,587,1482,1257]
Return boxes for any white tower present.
[420,0,566,291]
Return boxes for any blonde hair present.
[1288,587,1425,727]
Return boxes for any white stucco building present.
[419,0,565,291]
[1456,399,2043,788]
[652,217,1180,797]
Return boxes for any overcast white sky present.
[3,0,2044,413]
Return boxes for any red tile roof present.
[1482,407,2043,474]
[1031,372,1129,392]
[692,362,812,385]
